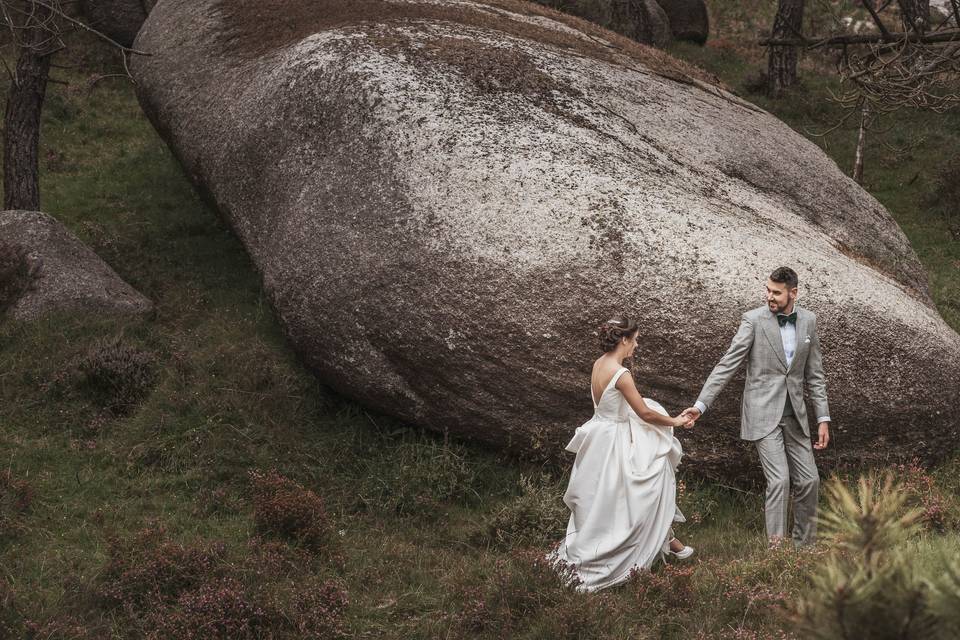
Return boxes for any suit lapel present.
[788,308,809,373]
[761,311,788,370]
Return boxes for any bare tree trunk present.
[3,2,54,211]
[767,0,805,97]
[898,0,930,33]
[853,103,869,184]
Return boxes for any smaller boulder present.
[534,0,672,47]
[656,0,709,45]
[80,0,156,49]
[0,211,152,321]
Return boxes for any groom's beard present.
[769,299,789,314]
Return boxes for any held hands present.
[674,408,700,429]
[675,407,701,429]
[813,422,830,450]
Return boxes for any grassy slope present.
[0,6,957,637]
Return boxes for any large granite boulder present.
[657,0,709,44]
[0,211,152,321]
[533,0,672,47]
[81,0,156,48]
[132,0,960,479]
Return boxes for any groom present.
[682,267,830,546]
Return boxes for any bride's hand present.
[673,415,695,429]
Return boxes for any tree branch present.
[861,0,894,41]
[760,28,960,47]
[28,0,151,56]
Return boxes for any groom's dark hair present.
[770,266,799,289]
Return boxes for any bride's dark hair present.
[598,317,639,353]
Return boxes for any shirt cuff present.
[694,401,707,415]
[816,416,831,423]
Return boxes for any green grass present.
[0,11,957,638]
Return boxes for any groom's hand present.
[814,422,830,450]
[680,407,701,422]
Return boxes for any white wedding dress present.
[552,366,685,592]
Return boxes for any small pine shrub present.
[924,158,960,240]
[249,470,334,552]
[790,472,936,640]
[77,337,156,414]
[0,241,37,313]
[98,524,224,608]
[929,556,960,638]
[0,469,33,541]
[480,474,567,548]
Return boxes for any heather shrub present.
[703,541,823,631]
[357,436,480,517]
[0,240,37,313]
[479,474,567,548]
[0,469,33,542]
[249,470,334,552]
[895,459,959,531]
[145,578,267,640]
[193,485,243,517]
[0,578,23,638]
[22,616,97,640]
[239,541,349,638]
[283,579,349,639]
[77,337,156,414]
[450,549,608,638]
[98,524,224,608]
[143,575,350,640]
[629,562,697,610]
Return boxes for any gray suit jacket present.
[695,305,830,441]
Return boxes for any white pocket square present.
[804,337,811,343]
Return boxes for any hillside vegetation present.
[0,3,958,637]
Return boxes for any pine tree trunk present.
[853,103,869,184]
[3,3,54,212]
[766,0,805,97]
[898,0,930,32]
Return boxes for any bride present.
[552,317,695,592]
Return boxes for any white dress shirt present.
[694,308,830,424]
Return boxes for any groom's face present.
[766,279,796,314]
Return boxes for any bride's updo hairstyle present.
[598,317,639,352]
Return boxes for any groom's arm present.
[804,314,830,422]
[692,313,755,415]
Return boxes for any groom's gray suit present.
[693,305,830,545]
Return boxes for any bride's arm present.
[615,373,690,428]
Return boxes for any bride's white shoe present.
[662,539,694,560]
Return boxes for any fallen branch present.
[759,28,960,47]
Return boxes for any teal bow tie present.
[777,312,797,327]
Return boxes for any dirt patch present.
[210,0,719,87]
[415,35,571,97]
[375,32,595,128]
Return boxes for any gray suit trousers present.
[755,415,819,546]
